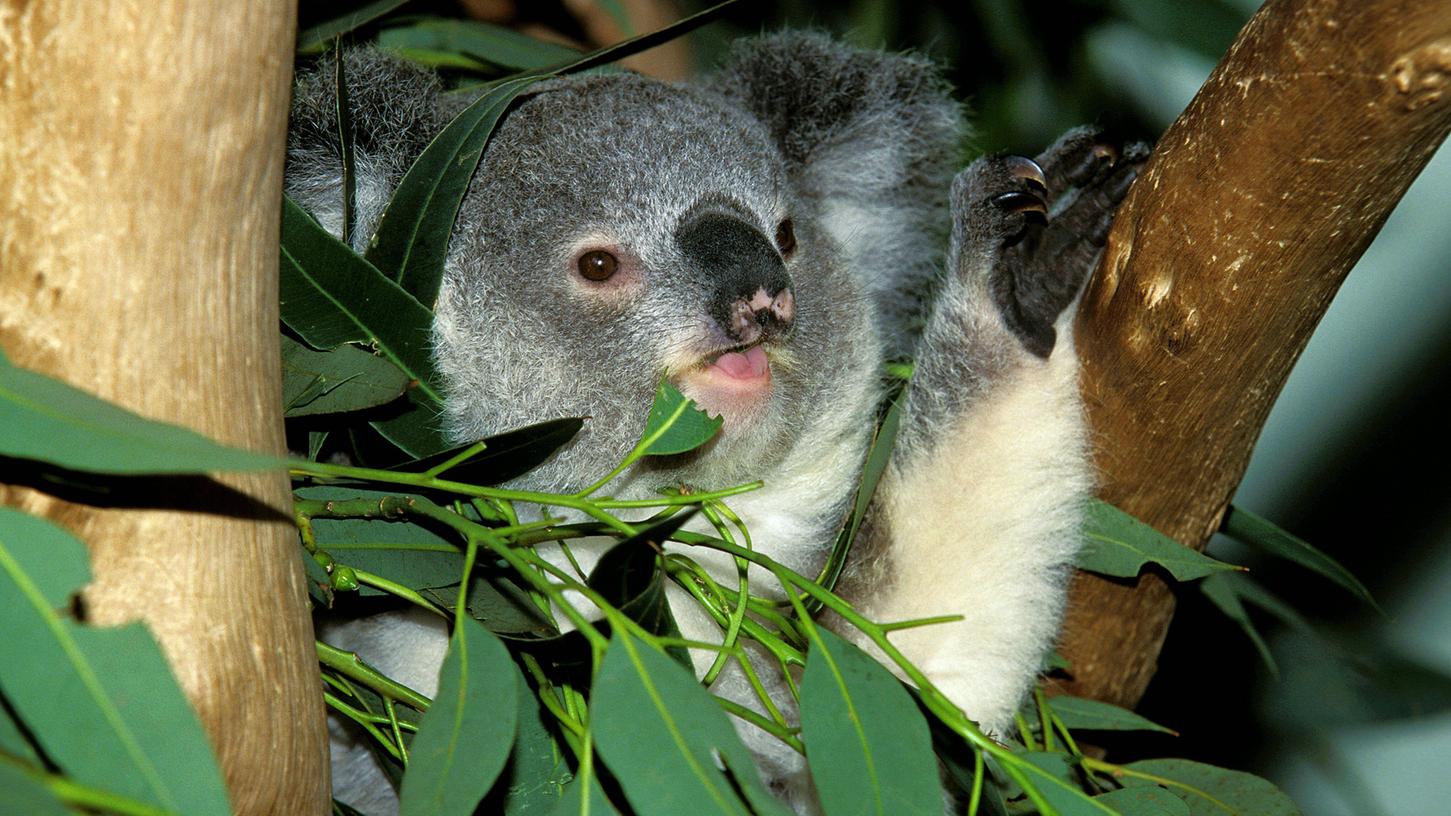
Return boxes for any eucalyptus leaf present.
[639,382,722,457]
[1094,785,1191,816]
[1199,572,1281,678]
[299,485,463,597]
[378,20,582,71]
[370,393,452,459]
[814,386,902,608]
[798,627,940,816]
[0,693,40,764]
[365,75,544,307]
[0,509,230,815]
[587,513,694,662]
[1047,696,1176,735]
[0,762,71,816]
[1260,630,1451,732]
[297,0,409,53]
[591,631,790,816]
[1005,751,1117,816]
[1023,750,1079,785]
[498,680,573,815]
[1220,505,1377,610]
[1119,759,1302,816]
[399,617,520,816]
[0,346,280,474]
[1106,0,1244,60]
[1079,501,1240,582]
[279,196,442,406]
[401,418,585,485]
[549,767,618,816]
[422,574,559,641]
[282,335,411,417]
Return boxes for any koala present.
[288,31,1141,815]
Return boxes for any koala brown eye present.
[775,219,796,257]
[577,249,619,281]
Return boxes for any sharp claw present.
[991,190,1048,218]
[1006,156,1048,194]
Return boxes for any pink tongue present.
[711,345,769,380]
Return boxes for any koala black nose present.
[675,211,795,345]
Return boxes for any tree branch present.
[1060,0,1451,706]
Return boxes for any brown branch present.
[0,3,328,813]
[1059,0,1451,707]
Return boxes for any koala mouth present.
[706,344,770,381]
[674,342,773,427]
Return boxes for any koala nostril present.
[770,288,796,326]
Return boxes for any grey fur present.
[288,33,1123,815]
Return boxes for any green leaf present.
[1220,505,1377,610]
[1198,572,1282,678]
[591,631,790,816]
[0,509,230,815]
[1094,785,1191,816]
[1260,630,1451,731]
[798,627,940,816]
[423,573,560,641]
[401,418,585,485]
[0,346,280,474]
[298,486,462,593]
[300,486,557,637]
[1080,501,1240,582]
[1004,751,1117,816]
[813,385,902,609]
[587,513,694,655]
[549,768,618,816]
[296,0,410,53]
[279,195,442,406]
[365,75,544,307]
[369,393,451,459]
[0,762,70,816]
[378,20,582,71]
[1,693,41,765]
[399,617,520,816]
[282,335,412,417]
[1023,750,1078,785]
[1119,759,1302,816]
[1106,0,1244,61]
[1047,696,1176,735]
[498,676,573,815]
[639,382,723,457]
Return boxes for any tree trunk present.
[1060,0,1451,707]
[0,3,328,813]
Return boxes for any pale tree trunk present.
[0,3,328,814]
[1060,0,1451,707]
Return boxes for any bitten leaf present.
[639,382,722,457]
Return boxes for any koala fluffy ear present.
[286,50,446,250]
[706,32,966,352]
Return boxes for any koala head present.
[289,33,961,499]
[434,72,880,495]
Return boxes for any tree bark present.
[0,3,328,813]
[1059,0,1451,707]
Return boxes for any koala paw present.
[952,128,1148,358]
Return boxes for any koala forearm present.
[848,344,1089,735]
